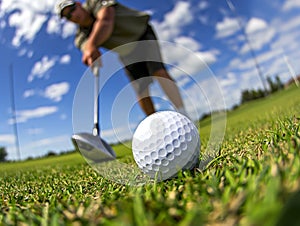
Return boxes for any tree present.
[266,75,284,93]
[267,76,277,93]
[275,75,284,90]
[0,147,8,162]
[241,90,251,103]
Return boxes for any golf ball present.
[132,111,200,181]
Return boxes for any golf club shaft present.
[92,65,100,136]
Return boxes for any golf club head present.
[72,132,116,164]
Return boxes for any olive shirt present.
[74,0,166,95]
[74,0,150,56]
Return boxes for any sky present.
[0,0,300,160]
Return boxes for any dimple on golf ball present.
[132,111,200,181]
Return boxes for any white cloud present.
[23,82,70,101]
[219,72,238,87]
[217,17,273,55]
[17,48,34,58]
[9,106,58,124]
[177,76,191,88]
[150,1,219,82]
[231,57,254,71]
[174,36,201,51]
[196,50,219,65]
[0,0,75,46]
[222,8,300,109]
[47,16,61,35]
[282,0,300,11]
[240,28,276,54]
[270,15,300,57]
[161,43,219,80]
[23,135,71,152]
[215,17,240,38]
[256,48,282,66]
[239,18,275,54]
[0,134,15,144]
[199,15,209,25]
[198,1,209,10]
[28,56,57,82]
[62,22,77,39]
[9,11,47,46]
[152,1,193,41]
[178,76,227,119]
[1,0,55,47]
[60,54,71,64]
[276,14,300,33]
[245,17,268,34]
[0,20,6,29]
[228,48,283,74]
[164,1,193,28]
[27,128,44,135]
[23,89,36,98]
[43,82,70,102]
[18,48,27,56]
[60,114,67,120]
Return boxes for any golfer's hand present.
[82,45,102,66]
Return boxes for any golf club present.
[72,65,116,163]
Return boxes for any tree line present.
[0,147,7,162]
[241,75,284,104]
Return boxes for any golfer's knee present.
[153,69,173,80]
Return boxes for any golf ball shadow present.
[72,132,153,185]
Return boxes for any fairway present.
[1,85,299,225]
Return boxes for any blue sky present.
[1,0,300,160]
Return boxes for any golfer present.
[56,0,187,116]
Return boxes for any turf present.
[0,85,299,226]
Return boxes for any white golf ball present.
[132,111,200,181]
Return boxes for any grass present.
[0,85,299,225]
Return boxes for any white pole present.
[283,55,299,87]
[9,64,21,160]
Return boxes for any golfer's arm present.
[86,6,115,47]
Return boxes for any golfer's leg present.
[154,68,184,110]
[137,87,155,116]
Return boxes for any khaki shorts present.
[119,25,166,95]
